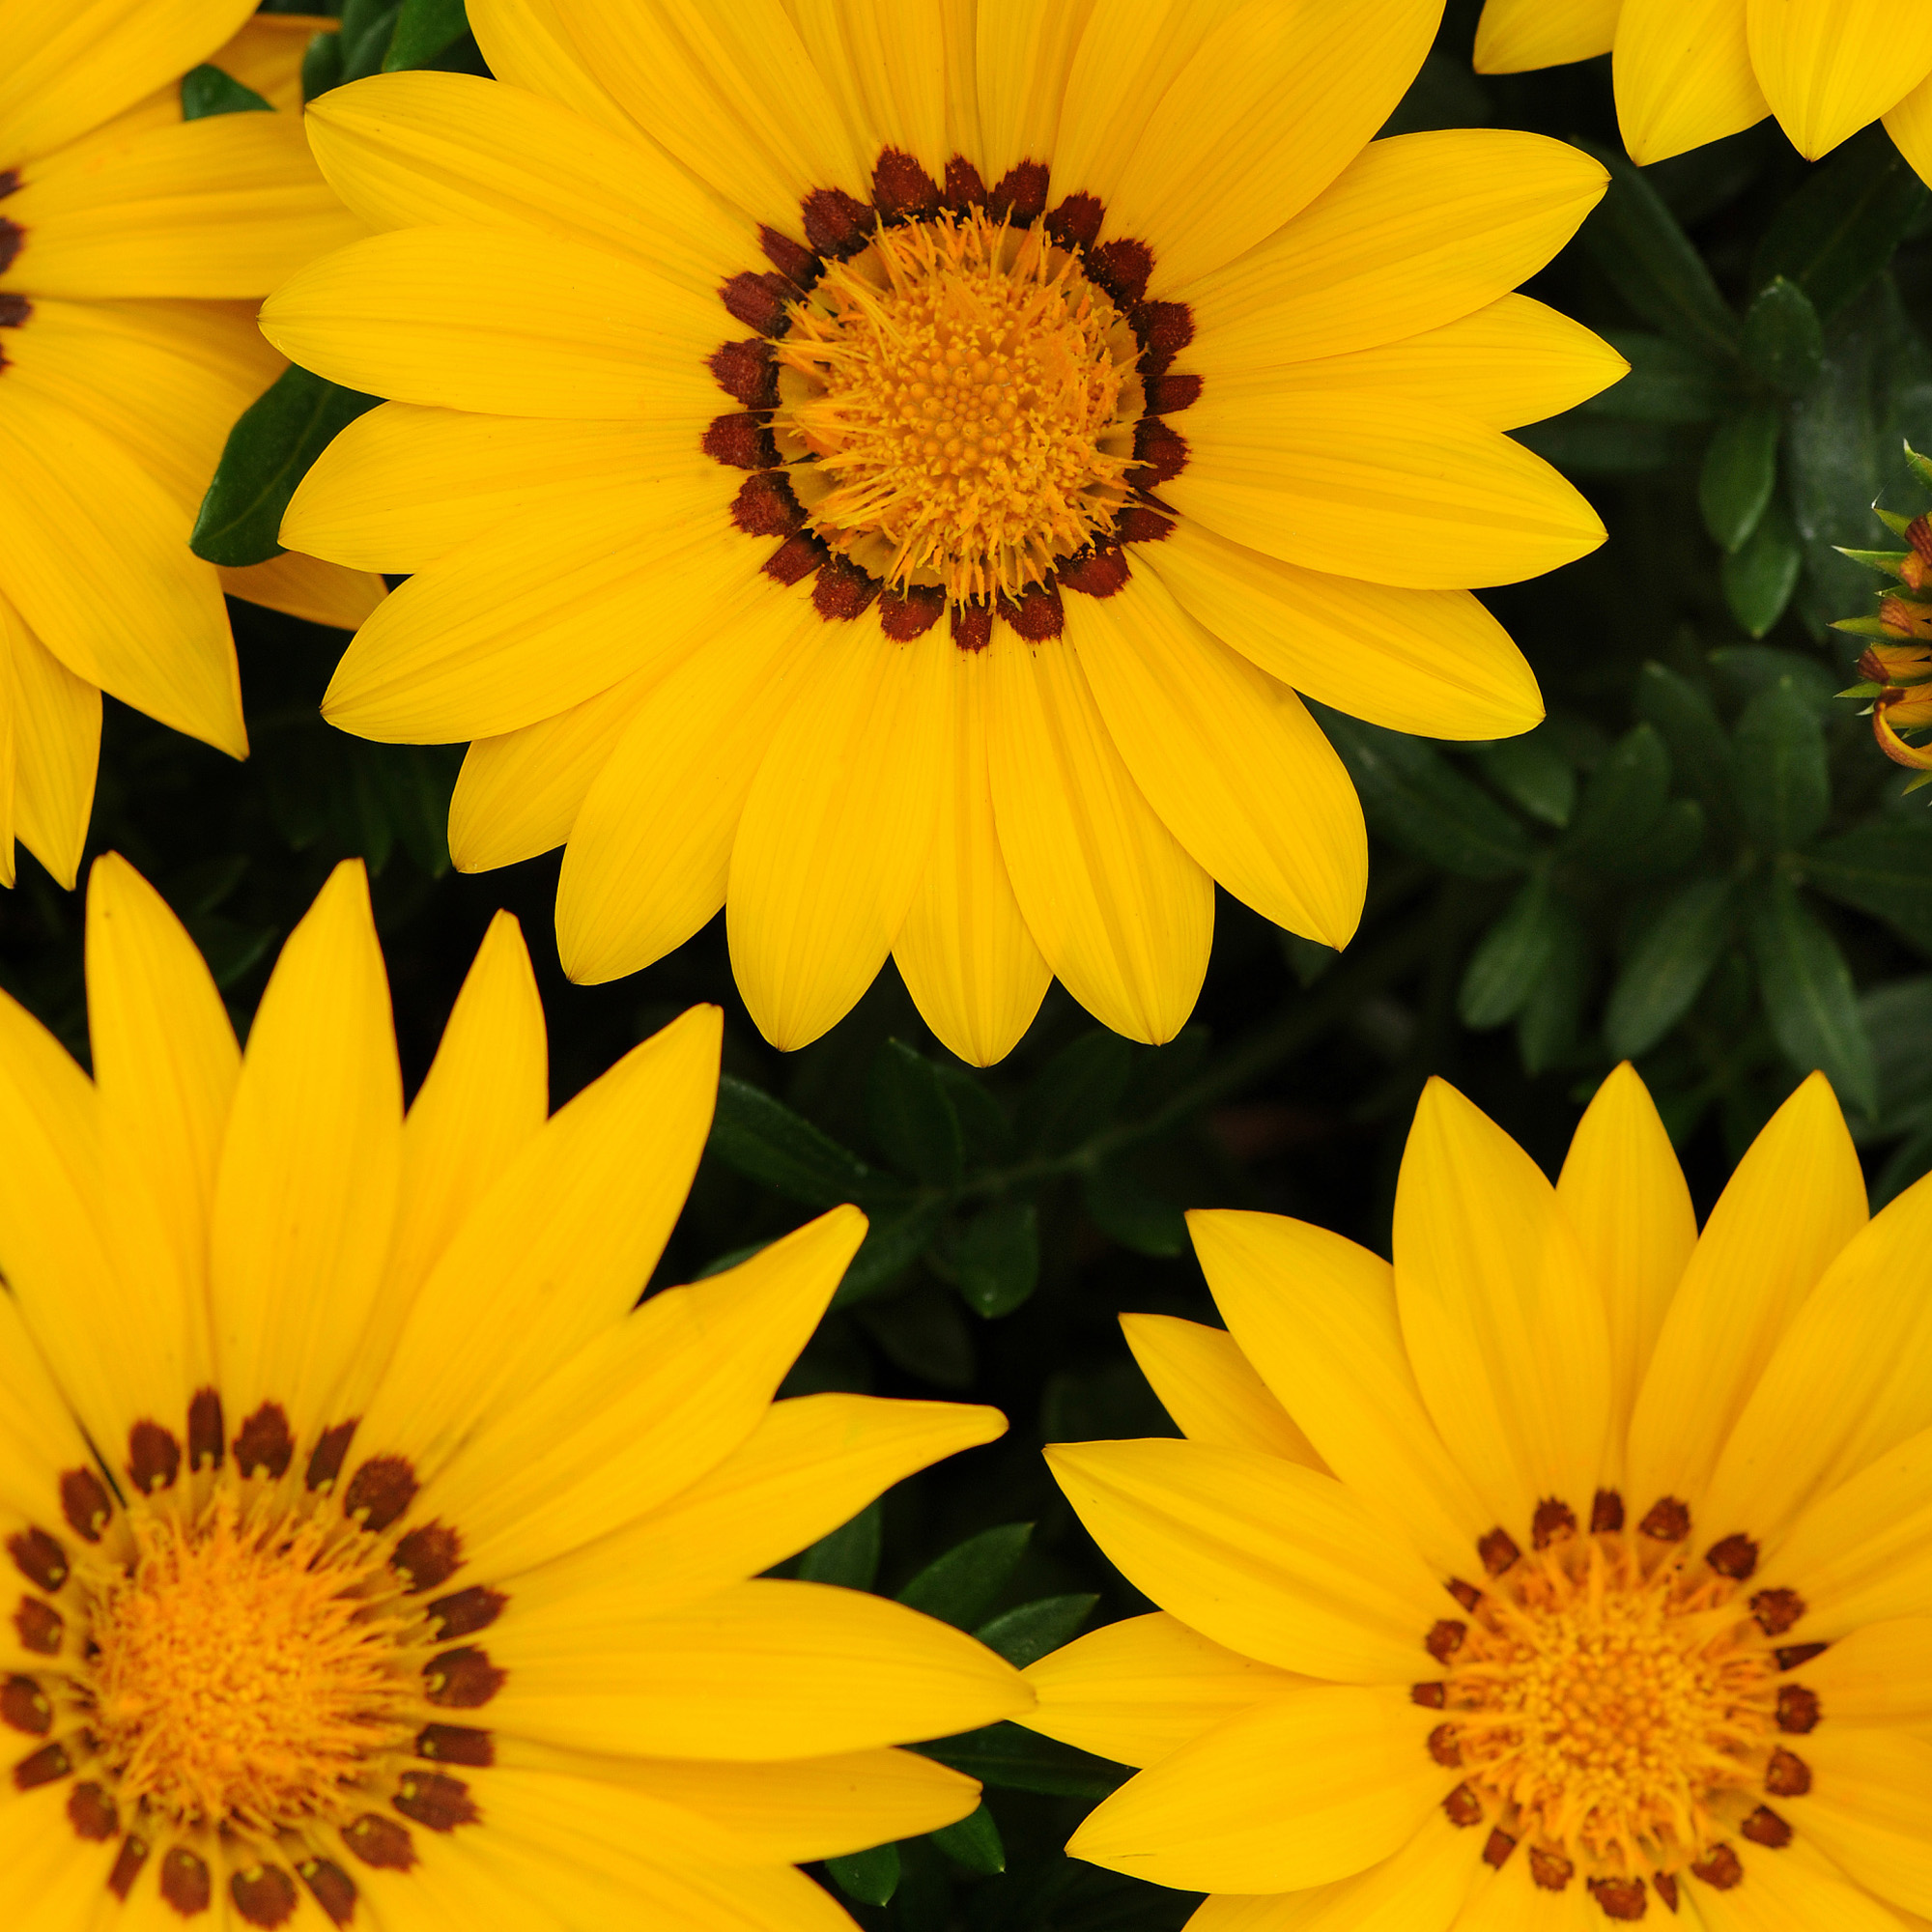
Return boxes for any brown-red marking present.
[187,1389,224,1472]
[428,1585,506,1641]
[391,1524,461,1593]
[306,1421,357,1493]
[233,1404,294,1481]
[232,1864,298,1928]
[298,1859,357,1926]
[127,1422,180,1494]
[343,1456,417,1533]
[14,1598,60,1654]
[393,1771,478,1832]
[59,1470,111,1544]
[423,1647,505,1709]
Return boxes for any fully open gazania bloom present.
[1028,1065,1932,1927]
[1474,0,1932,177]
[260,0,1618,1063]
[0,855,1029,1926]
[0,1,379,891]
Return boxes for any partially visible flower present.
[1030,1065,1932,1927]
[0,0,376,890]
[1835,485,1932,788]
[0,853,1026,1926]
[1474,0,1932,177]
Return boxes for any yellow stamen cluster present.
[1444,1534,1776,1880]
[772,207,1143,605]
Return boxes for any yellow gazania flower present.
[0,2,378,892]
[259,0,1619,1064]
[1474,0,1932,177]
[1030,1065,1932,1927]
[0,854,1028,1926]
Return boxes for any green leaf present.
[1707,645,1839,712]
[1751,125,1931,324]
[1517,897,1589,1076]
[339,0,402,81]
[1081,1158,1187,1258]
[826,1845,900,1908]
[867,1038,964,1186]
[1586,331,1730,424]
[1699,405,1782,553]
[928,1804,1005,1876]
[1634,663,1737,833]
[1620,797,1708,878]
[1315,707,1533,880]
[190,366,381,567]
[384,0,469,69]
[1861,975,1932,1123]
[953,1201,1039,1319]
[1512,415,1693,478]
[1458,873,1561,1030]
[895,1523,1031,1630]
[915,1724,1128,1801]
[1574,137,1740,361]
[1604,877,1734,1060]
[1742,278,1825,397]
[1564,724,1671,865]
[933,1063,1013,1166]
[1720,496,1804,638]
[833,1207,941,1308]
[707,1075,895,1209]
[1475,733,1575,827]
[1733,677,1830,849]
[796,1500,881,1590]
[1875,1121,1932,1209]
[1834,551,1913,581]
[976,1593,1098,1669]
[1748,875,1877,1117]
[180,64,273,117]
[1803,821,1932,952]
[1018,1030,1134,1153]
[299,26,344,99]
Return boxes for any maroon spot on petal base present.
[1775,1641,1828,1672]
[8,1530,65,1592]
[765,529,828,586]
[759,225,815,286]
[1589,1876,1648,1919]
[1045,192,1102,252]
[1410,1681,1446,1709]
[951,603,993,651]
[109,1835,151,1900]
[391,1523,462,1594]
[995,582,1064,639]
[878,583,946,640]
[298,1860,357,1926]
[1705,1534,1758,1580]
[1741,1806,1792,1848]
[1116,504,1174,545]
[720,271,796,335]
[1442,1783,1483,1828]
[1776,1685,1820,1733]
[702,412,777,470]
[307,1421,357,1493]
[1639,1497,1691,1542]
[1,1675,49,1736]
[343,1814,415,1871]
[1132,299,1193,379]
[812,553,881,620]
[1534,1500,1578,1550]
[343,1456,417,1534]
[232,1864,298,1928]
[709,337,778,409]
[1592,1490,1626,1534]
[0,171,16,198]
[985,161,1048,225]
[424,1647,505,1709]
[0,293,27,331]
[1425,1619,1466,1663]
[942,156,986,213]
[1058,545,1131,599]
[417,1723,494,1767]
[1765,1748,1811,1798]
[59,1470,111,1544]
[160,1847,212,1916]
[232,1404,294,1481]
[1483,1829,1516,1869]
[1427,1723,1462,1768]
[393,1771,478,1832]
[427,1585,506,1641]
[1447,1578,1482,1613]
[1132,418,1188,488]
[1089,238,1152,307]
[127,1422,180,1495]
[1653,1872,1679,1913]
[187,1389,223,1472]
[1146,372,1202,416]
[14,1597,60,1654]
[1478,1527,1521,1576]
[1689,1845,1742,1889]
[1750,1588,1804,1636]
[67,1781,116,1840]
[731,470,805,538]
[0,221,21,277]
[14,1740,69,1790]
[801,186,873,259]
[1528,1847,1574,1891]
[873,149,940,222]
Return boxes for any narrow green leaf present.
[1906,442,1932,496]
[895,1523,1031,1630]
[1458,873,1560,1030]
[1517,898,1589,1076]
[180,64,272,117]
[1720,497,1804,638]
[1081,1159,1187,1258]
[384,0,469,69]
[928,1804,1005,1876]
[1018,1031,1134,1153]
[299,26,344,99]
[190,366,380,567]
[1802,821,1932,953]
[1513,415,1692,477]
[867,1038,964,1187]
[1699,405,1782,553]
[1618,796,1707,878]
[1585,331,1730,425]
[338,0,402,82]
[1834,551,1912,579]
[975,1594,1098,1669]
[913,1724,1128,1801]
[826,1845,900,1908]
[1740,277,1823,394]
[953,1201,1039,1319]
[1564,724,1671,865]
[832,1207,940,1308]
[1748,875,1877,1117]
[1733,677,1830,850]
[933,1063,1013,1166]
[797,1500,882,1591]
[1634,663,1736,833]
[707,1075,895,1208]
[1604,877,1734,1060]
[1475,733,1575,827]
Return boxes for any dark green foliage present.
[181,65,272,117]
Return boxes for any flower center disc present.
[87,1495,418,1833]
[772,207,1144,605]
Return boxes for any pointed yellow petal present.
[465,0,641,140]
[0,606,14,890]
[791,0,949,182]
[1103,0,1440,291]
[1393,1079,1611,1538]
[1476,0,1619,72]
[1166,389,1606,591]
[1145,522,1542,743]
[974,0,1095,193]
[1770,1723,1932,1918]
[1683,1837,1915,1930]
[1615,0,1770,166]
[1885,71,1932,191]
[0,385,242,755]
[2,596,98,891]
[1555,1064,1695,1468]
[209,860,402,1434]
[203,13,325,113]
[986,627,1212,1043]
[727,620,952,1051]
[1182,131,1608,367]
[219,554,384,633]
[1066,1686,1443,1893]
[1188,1209,1489,1580]
[1044,1438,1444,1682]
[893,643,1052,1068]
[1626,1072,1863,1522]
[1747,0,1932,162]
[354,1005,721,1481]
[1798,1617,1932,1727]
[1068,571,1366,949]
[1121,1313,1325,1469]
[489,1576,1031,1759]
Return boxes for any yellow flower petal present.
[1392,1079,1611,1539]
[1143,521,1542,743]
[1615,0,1769,166]
[1474,0,1620,72]
[465,0,641,140]
[1773,1723,1932,1918]
[556,599,832,984]
[1798,1617,1932,1728]
[1120,1313,1326,1468]
[7,112,364,299]
[1071,571,1365,948]
[727,618,952,1051]
[1182,130,1609,368]
[489,1576,1031,1760]
[0,384,242,756]
[1746,0,1932,162]
[780,0,951,186]
[893,642,1052,1068]
[974,0,1094,192]
[1065,1686,1443,1893]
[208,860,402,1435]
[1019,1610,1312,1770]
[1044,1438,1444,1682]
[1165,389,1606,591]
[1625,1072,1863,1524]
[1684,1833,1908,1930]
[1553,1063,1695,1467]
[986,627,1212,1043]
[1188,1208,1489,1579]
[1,594,98,891]
[1103,0,1440,292]
[1885,71,1932,192]
[204,12,324,113]
[218,554,385,632]
[355,1003,721,1482]
[0,613,14,890]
